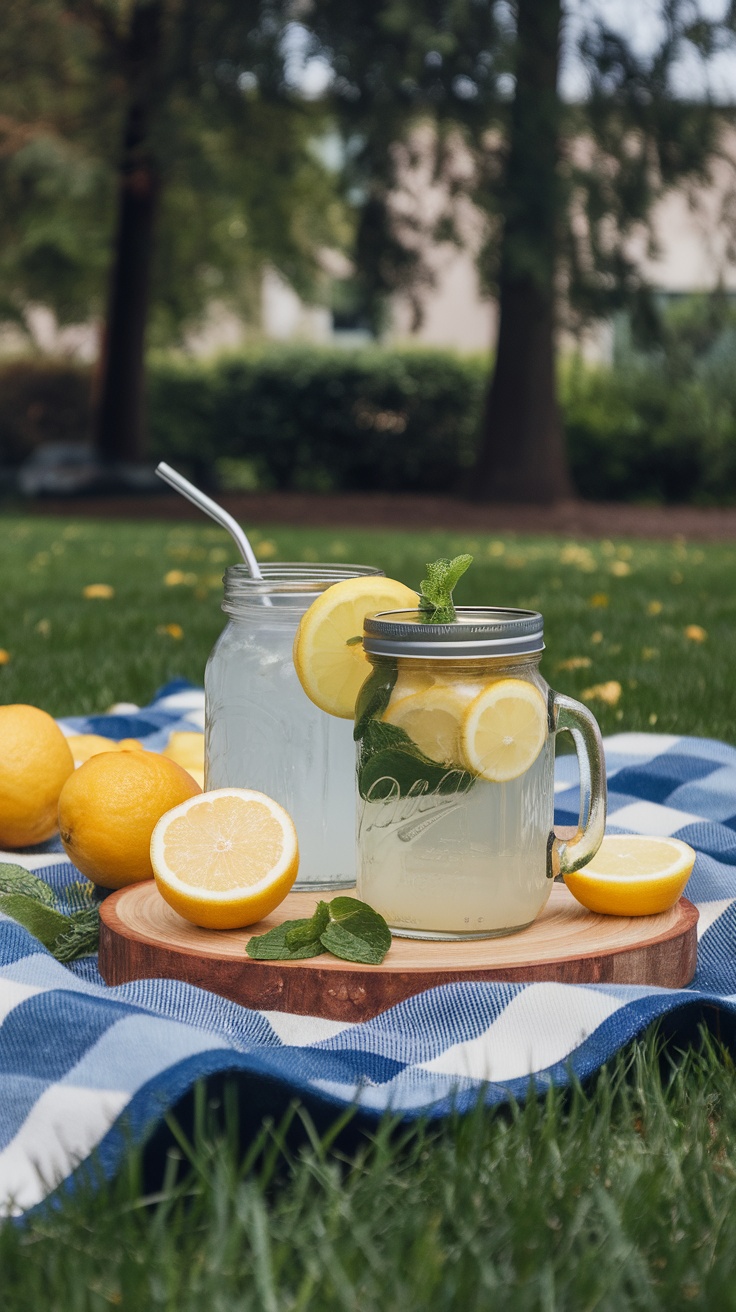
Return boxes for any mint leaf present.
[419,554,473,623]
[246,898,392,966]
[53,909,100,962]
[354,660,398,742]
[285,901,329,952]
[0,894,70,951]
[0,862,56,907]
[319,897,392,965]
[358,718,475,801]
[246,917,327,961]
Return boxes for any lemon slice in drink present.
[564,835,695,916]
[150,788,299,929]
[293,577,419,718]
[462,679,547,782]
[385,684,479,765]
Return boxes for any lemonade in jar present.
[205,564,383,889]
[354,606,607,939]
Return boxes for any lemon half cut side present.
[461,679,548,782]
[150,788,299,929]
[293,576,419,718]
[564,835,696,916]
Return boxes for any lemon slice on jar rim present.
[564,835,696,916]
[293,576,419,718]
[150,788,299,929]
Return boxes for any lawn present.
[2,514,736,1308]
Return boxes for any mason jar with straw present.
[156,463,382,889]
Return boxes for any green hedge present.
[147,348,484,494]
[3,333,736,502]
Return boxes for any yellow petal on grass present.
[157,623,184,640]
[255,540,278,559]
[582,680,622,707]
[589,593,609,608]
[642,647,659,661]
[0,649,10,665]
[556,656,592,672]
[590,631,603,644]
[647,600,663,616]
[610,560,631,577]
[83,584,115,600]
[164,570,196,586]
[684,625,707,643]
[35,618,51,637]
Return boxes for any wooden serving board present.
[99,882,699,1023]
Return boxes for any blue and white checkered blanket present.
[2,682,736,1217]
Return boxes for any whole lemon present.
[0,704,75,847]
[58,750,201,889]
[162,730,205,789]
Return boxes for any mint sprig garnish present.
[419,554,473,623]
[0,862,99,961]
[246,896,391,965]
[319,897,392,964]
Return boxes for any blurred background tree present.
[0,0,344,464]
[309,0,736,502]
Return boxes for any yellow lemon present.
[66,734,117,764]
[564,835,695,916]
[162,731,205,773]
[0,704,74,847]
[386,666,437,708]
[150,788,299,929]
[462,679,547,782]
[58,750,201,889]
[293,576,419,718]
[384,685,473,765]
[66,735,144,765]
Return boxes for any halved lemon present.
[385,684,475,765]
[564,835,695,916]
[293,576,419,718]
[461,679,547,782]
[150,788,299,929]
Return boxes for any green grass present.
[1,517,734,740]
[3,515,736,1308]
[3,1036,736,1310]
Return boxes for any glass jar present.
[205,563,382,890]
[355,607,606,939]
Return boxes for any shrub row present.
[146,348,485,494]
[2,337,736,502]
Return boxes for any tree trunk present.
[93,0,163,465]
[471,0,572,504]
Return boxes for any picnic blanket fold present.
[2,683,736,1217]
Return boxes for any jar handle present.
[548,692,607,879]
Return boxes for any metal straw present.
[155,462,263,578]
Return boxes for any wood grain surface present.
[98,882,699,1022]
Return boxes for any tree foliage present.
[0,0,343,344]
[308,0,736,499]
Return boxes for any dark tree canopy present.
[0,0,343,460]
[308,0,736,500]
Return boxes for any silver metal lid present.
[362,607,544,659]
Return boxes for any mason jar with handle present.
[205,562,383,890]
[355,607,606,939]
